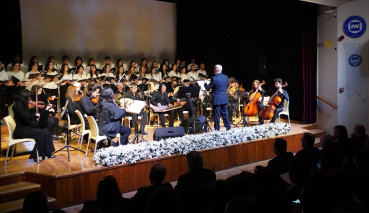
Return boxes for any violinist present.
[79,83,100,126]
[65,85,81,126]
[97,87,131,146]
[249,80,265,124]
[261,78,289,124]
[12,89,55,163]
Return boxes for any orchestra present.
[0,56,291,163]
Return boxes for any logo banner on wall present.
[343,16,367,38]
[344,43,368,101]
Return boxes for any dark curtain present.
[177,0,317,122]
[0,0,22,65]
[301,2,317,124]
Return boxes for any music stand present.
[177,86,200,134]
[234,91,251,128]
[52,100,85,161]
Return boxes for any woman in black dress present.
[12,90,55,162]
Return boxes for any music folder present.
[28,73,40,79]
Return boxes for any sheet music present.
[126,100,146,114]
[119,98,145,114]
[197,80,210,91]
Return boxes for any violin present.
[48,96,60,101]
[244,80,265,116]
[28,100,46,109]
[259,82,288,120]
[76,94,83,101]
[92,96,99,104]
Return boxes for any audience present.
[267,138,294,173]
[294,133,320,170]
[81,175,133,213]
[19,123,366,213]
[22,190,49,213]
[174,151,216,194]
[131,164,173,213]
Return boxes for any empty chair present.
[75,110,90,148]
[278,100,290,126]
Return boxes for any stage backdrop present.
[19,0,176,66]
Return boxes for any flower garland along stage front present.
[94,123,292,166]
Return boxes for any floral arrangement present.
[94,123,291,166]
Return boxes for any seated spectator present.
[145,188,182,213]
[131,164,173,212]
[320,134,335,151]
[294,133,320,170]
[81,175,132,213]
[174,151,216,194]
[334,125,353,158]
[351,123,367,151]
[267,138,294,173]
[22,190,49,213]
[224,197,256,213]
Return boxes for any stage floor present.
[0,120,305,179]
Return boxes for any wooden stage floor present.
[0,119,307,209]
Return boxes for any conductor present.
[205,64,231,131]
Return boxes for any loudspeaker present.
[181,116,207,133]
[153,126,185,141]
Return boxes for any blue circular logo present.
[348,54,362,67]
[344,16,366,38]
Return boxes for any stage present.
[0,121,308,209]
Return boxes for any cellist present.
[261,78,289,124]
[248,80,265,124]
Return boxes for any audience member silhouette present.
[351,123,367,151]
[131,164,173,213]
[145,188,182,213]
[82,175,132,213]
[267,138,294,173]
[174,151,216,194]
[294,133,320,170]
[22,190,49,213]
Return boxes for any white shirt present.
[73,73,88,81]
[43,81,58,89]
[0,70,9,81]
[167,70,179,77]
[8,71,24,81]
[25,80,43,91]
[179,73,188,81]
[198,69,207,76]
[187,63,198,71]
[147,73,162,82]
[187,71,199,81]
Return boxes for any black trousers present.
[158,110,175,127]
[129,110,148,134]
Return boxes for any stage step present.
[0,196,56,213]
[0,182,41,203]
[308,129,327,138]
[300,123,319,130]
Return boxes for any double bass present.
[259,82,288,120]
[244,80,265,116]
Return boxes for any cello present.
[244,80,265,116]
[259,82,288,121]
